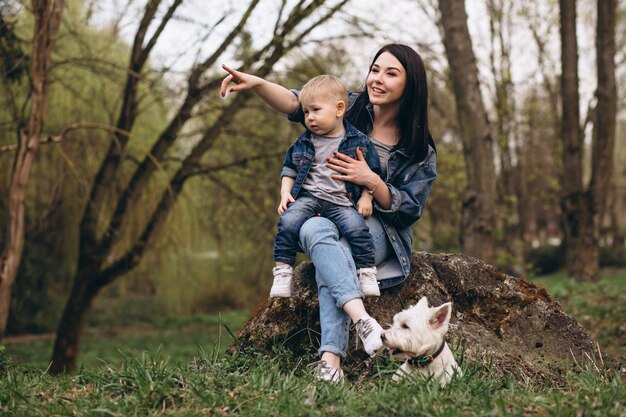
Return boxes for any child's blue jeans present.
[273,191,375,268]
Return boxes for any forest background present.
[0,0,624,373]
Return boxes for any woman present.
[221,44,437,382]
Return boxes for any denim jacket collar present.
[299,119,362,145]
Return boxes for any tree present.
[521,2,563,250]
[558,0,617,281]
[437,0,497,263]
[590,0,617,266]
[486,0,524,271]
[48,0,350,374]
[0,0,64,338]
[1,2,172,335]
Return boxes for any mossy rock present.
[234,251,609,384]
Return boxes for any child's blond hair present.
[300,75,348,106]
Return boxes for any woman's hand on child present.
[278,192,295,215]
[220,64,261,97]
[328,147,377,188]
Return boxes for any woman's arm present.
[328,147,437,227]
[375,150,437,228]
[220,64,299,114]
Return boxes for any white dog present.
[381,297,461,386]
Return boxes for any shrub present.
[599,246,626,268]
[526,244,565,275]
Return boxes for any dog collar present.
[407,341,446,368]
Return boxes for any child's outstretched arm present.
[278,176,296,215]
[221,64,299,115]
[357,189,374,218]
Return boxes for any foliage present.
[599,246,626,268]
[0,3,170,334]
[124,45,355,314]
[526,244,626,276]
[526,244,565,275]
[0,3,28,83]
[423,141,465,252]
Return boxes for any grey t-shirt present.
[302,133,352,206]
[370,137,393,180]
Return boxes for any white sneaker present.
[358,267,380,296]
[355,315,383,356]
[308,360,344,383]
[270,265,293,298]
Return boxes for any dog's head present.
[381,297,452,360]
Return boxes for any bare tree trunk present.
[49,0,350,373]
[609,182,624,252]
[559,0,616,282]
[48,263,100,374]
[590,0,617,260]
[488,0,523,272]
[527,6,562,249]
[438,0,497,263]
[559,0,595,281]
[0,0,64,337]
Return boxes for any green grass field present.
[3,310,248,370]
[1,269,624,416]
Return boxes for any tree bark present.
[0,0,64,337]
[438,0,497,263]
[559,0,616,281]
[609,183,624,252]
[559,0,594,281]
[590,0,617,258]
[487,0,523,272]
[48,264,100,374]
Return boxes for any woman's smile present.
[367,51,406,106]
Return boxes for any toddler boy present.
[270,75,381,298]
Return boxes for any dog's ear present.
[417,296,429,308]
[429,302,452,330]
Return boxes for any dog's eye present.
[401,323,409,329]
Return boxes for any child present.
[270,75,382,298]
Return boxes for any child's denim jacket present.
[280,120,381,207]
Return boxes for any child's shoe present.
[270,265,293,298]
[355,315,383,356]
[357,266,380,296]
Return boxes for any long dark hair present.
[346,44,434,162]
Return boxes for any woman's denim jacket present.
[280,120,381,206]
[288,91,437,288]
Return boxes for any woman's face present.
[366,51,407,108]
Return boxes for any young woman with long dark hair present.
[221,44,437,382]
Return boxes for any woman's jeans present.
[298,215,391,358]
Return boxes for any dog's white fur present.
[382,297,461,386]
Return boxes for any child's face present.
[301,95,345,137]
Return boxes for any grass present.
[3,310,248,370]
[1,268,625,416]
[0,345,624,416]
